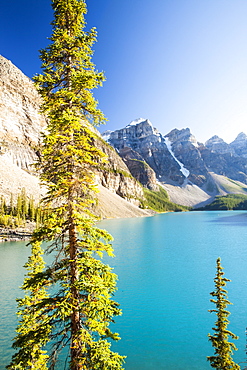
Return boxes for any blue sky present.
[1,0,247,143]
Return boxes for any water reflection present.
[207,211,247,226]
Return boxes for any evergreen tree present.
[21,188,28,219]
[35,207,41,229]
[0,195,7,215]
[242,328,247,369]
[7,242,50,369]
[208,257,240,370]
[28,196,36,221]
[10,193,14,216]
[9,1,125,369]
[16,194,22,219]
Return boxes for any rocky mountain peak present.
[230,132,247,157]
[166,127,191,140]
[126,118,157,137]
[205,135,233,155]
[206,135,225,145]
[231,132,247,145]
[103,118,162,152]
[166,127,199,148]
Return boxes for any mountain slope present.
[0,55,150,218]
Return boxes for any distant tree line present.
[0,188,43,228]
[197,194,247,211]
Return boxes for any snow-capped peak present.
[126,118,147,127]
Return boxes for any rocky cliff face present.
[0,55,46,172]
[0,55,144,209]
[93,135,144,205]
[200,147,247,185]
[118,147,158,191]
[0,55,47,201]
[165,128,209,187]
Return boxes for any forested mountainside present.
[103,118,247,207]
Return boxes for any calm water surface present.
[1,211,247,369]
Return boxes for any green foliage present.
[197,194,247,211]
[142,186,190,212]
[128,158,150,169]
[0,190,41,228]
[0,214,11,227]
[0,195,7,214]
[7,242,50,370]
[208,258,240,370]
[97,165,132,178]
[8,1,125,369]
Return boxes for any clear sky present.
[1,0,247,144]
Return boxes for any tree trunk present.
[69,219,82,370]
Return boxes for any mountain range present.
[102,118,247,207]
[1,54,247,214]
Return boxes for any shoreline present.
[0,224,35,242]
[0,231,32,242]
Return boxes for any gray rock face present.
[165,128,208,187]
[0,55,46,172]
[119,147,158,191]
[106,119,162,152]
[104,119,185,186]
[200,146,247,185]
[93,135,144,204]
[105,120,207,187]
[0,55,47,201]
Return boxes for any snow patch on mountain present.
[164,137,190,178]
[126,118,146,127]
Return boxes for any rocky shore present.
[0,230,32,242]
[0,222,35,242]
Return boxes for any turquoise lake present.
[1,210,247,369]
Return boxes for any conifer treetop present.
[34,0,106,126]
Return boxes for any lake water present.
[1,211,247,369]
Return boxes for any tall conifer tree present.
[208,257,240,370]
[8,0,125,369]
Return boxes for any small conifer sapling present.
[208,257,240,370]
